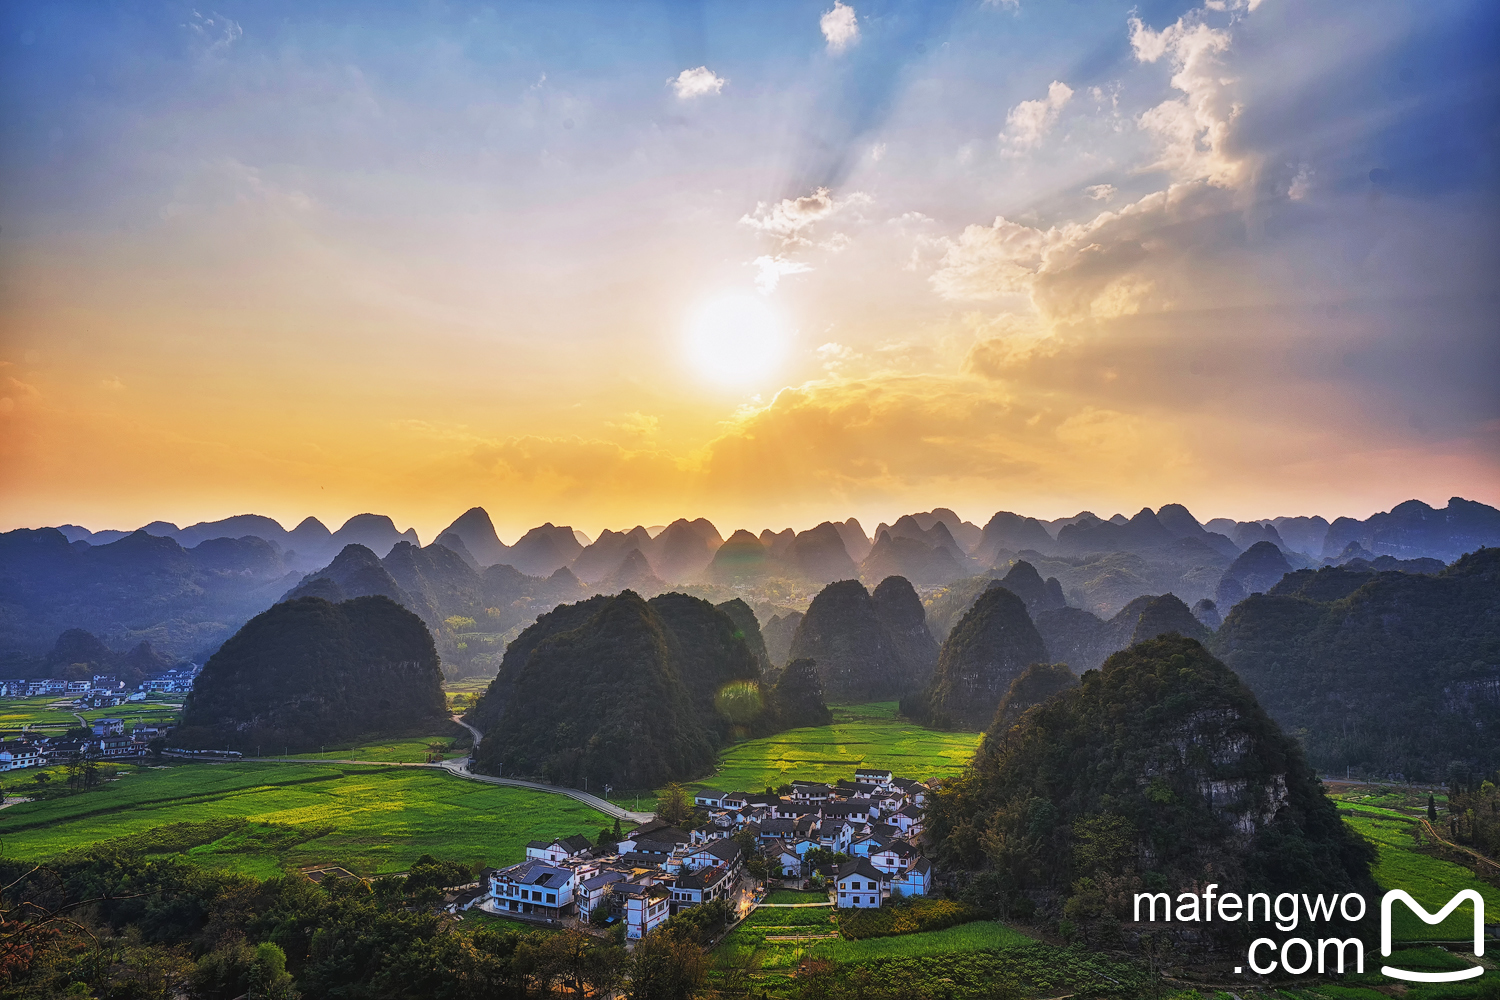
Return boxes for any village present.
[457,768,936,942]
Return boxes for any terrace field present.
[0,694,184,733]
[0,760,609,877]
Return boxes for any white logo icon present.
[1381,889,1485,983]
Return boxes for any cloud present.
[1084,184,1117,201]
[752,255,814,293]
[1003,81,1074,149]
[1128,10,1249,187]
[100,377,126,391]
[820,2,860,54]
[669,66,726,100]
[739,187,870,246]
[185,9,242,57]
[1287,165,1312,200]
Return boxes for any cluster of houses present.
[0,665,201,703]
[0,718,169,772]
[466,767,935,938]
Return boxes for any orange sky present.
[2,0,1496,542]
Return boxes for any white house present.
[576,870,627,921]
[868,841,916,875]
[693,788,726,808]
[890,806,924,838]
[815,819,854,853]
[679,838,742,875]
[488,859,577,918]
[773,847,803,877]
[890,858,932,898]
[669,864,734,912]
[835,859,888,909]
[525,834,593,863]
[849,835,884,857]
[0,743,41,770]
[854,768,894,789]
[615,883,670,939]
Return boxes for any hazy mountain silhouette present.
[788,579,911,701]
[438,507,507,567]
[905,586,1051,730]
[783,522,859,583]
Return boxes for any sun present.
[683,295,790,387]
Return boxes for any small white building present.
[693,788,726,808]
[835,859,888,909]
[524,834,593,863]
[615,883,670,939]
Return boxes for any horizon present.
[3,0,1497,542]
[18,491,1483,551]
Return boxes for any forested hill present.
[174,595,448,753]
[1211,547,1500,779]
[928,635,1376,946]
[467,590,823,788]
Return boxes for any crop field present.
[683,702,981,797]
[716,907,1031,972]
[1329,786,1498,943]
[0,760,609,877]
[0,696,88,729]
[282,736,467,763]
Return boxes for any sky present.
[1,0,1497,543]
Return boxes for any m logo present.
[1381,889,1485,983]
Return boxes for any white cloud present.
[669,66,726,99]
[930,216,1071,301]
[1287,164,1312,200]
[1002,81,1074,149]
[752,256,813,294]
[983,0,1021,9]
[821,2,860,54]
[871,142,887,161]
[1129,10,1249,187]
[739,187,870,245]
[1084,184,1117,201]
[185,9,241,57]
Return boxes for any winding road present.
[238,714,655,826]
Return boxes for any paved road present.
[230,712,654,826]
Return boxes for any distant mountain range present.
[5,496,1495,683]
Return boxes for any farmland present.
[0,694,183,733]
[0,759,609,878]
[656,702,980,804]
[1330,785,1500,943]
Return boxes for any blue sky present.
[0,0,1496,537]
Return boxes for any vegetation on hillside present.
[928,635,1376,950]
[1212,547,1500,778]
[175,595,448,753]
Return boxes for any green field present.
[1338,806,1499,942]
[0,760,609,877]
[665,702,981,800]
[282,736,467,764]
[0,696,88,729]
[716,909,1033,971]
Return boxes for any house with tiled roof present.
[835,858,888,909]
[488,859,577,918]
[891,857,932,898]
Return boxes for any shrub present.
[836,898,984,940]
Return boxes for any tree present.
[626,931,707,1000]
[657,783,689,826]
[598,826,615,846]
[247,942,297,1000]
[613,816,623,839]
[1428,794,1438,822]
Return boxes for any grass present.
[281,737,466,764]
[716,916,1032,970]
[763,888,830,905]
[1336,802,1500,942]
[0,760,610,877]
[0,696,87,729]
[677,702,980,799]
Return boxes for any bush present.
[836,898,984,940]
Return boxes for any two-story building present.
[679,838,742,876]
[488,859,577,918]
[0,742,42,770]
[668,863,734,913]
[615,882,670,939]
[835,858,888,909]
[890,857,932,898]
[576,870,628,921]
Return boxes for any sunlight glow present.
[684,295,790,387]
